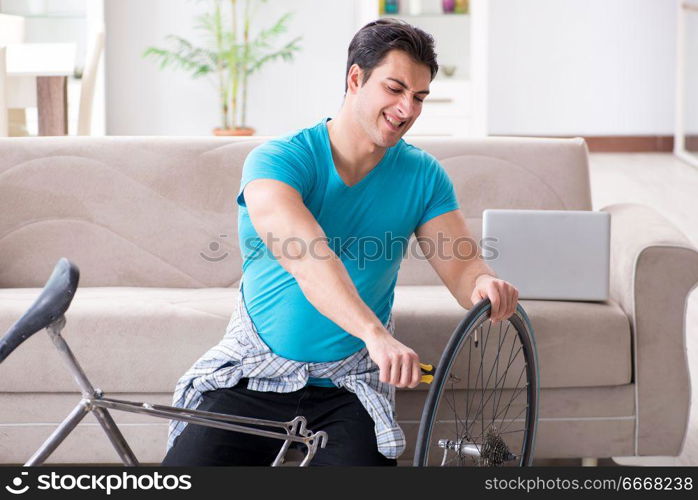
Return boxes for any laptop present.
[481,209,611,301]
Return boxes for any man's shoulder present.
[394,139,441,170]
[249,120,324,162]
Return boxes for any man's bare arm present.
[243,179,421,388]
[415,209,518,322]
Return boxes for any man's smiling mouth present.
[383,113,405,130]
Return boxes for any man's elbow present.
[280,241,333,286]
[456,296,474,310]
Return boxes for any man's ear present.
[346,63,363,94]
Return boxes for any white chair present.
[3,31,104,136]
[77,31,104,136]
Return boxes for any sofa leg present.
[582,457,598,467]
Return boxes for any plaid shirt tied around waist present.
[166,289,406,459]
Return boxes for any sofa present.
[0,135,696,466]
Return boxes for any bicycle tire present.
[413,298,540,466]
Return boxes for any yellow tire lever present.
[420,362,435,384]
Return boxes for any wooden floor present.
[543,152,698,466]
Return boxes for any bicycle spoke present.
[462,343,523,431]
[461,323,526,464]
[450,380,463,447]
[464,325,485,435]
[473,322,514,429]
[479,360,528,450]
[493,365,527,430]
[490,345,526,428]
[493,322,502,434]
[478,323,488,458]
[442,381,467,448]
[465,331,472,427]
[492,322,513,421]
[464,322,491,440]
[498,406,529,438]
[497,428,526,435]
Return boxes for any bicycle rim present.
[413,299,540,466]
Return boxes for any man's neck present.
[326,111,387,184]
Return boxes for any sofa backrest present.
[0,136,591,288]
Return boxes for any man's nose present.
[396,93,415,119]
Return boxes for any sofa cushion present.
[392,286,632,389]
[0,285,632,393]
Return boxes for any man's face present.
[350,50,432,148]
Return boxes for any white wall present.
[105,0,679,137]
[683,3,698,135]
[105,0,358,136]
[487,0,677,136]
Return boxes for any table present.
[5,43,76,136]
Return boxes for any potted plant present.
[143,0,302,135]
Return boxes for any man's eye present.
[415,97,424,103]
[387,87,400,93]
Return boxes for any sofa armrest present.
[601,203,698,456]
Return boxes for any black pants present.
[161,379,397,466]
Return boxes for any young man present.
[162,18,518,466]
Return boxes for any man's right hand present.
[363,327,421,389]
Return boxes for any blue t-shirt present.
[236,117,459,384]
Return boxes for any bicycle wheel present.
[413,298,539,466]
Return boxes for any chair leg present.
[581,457,598,467]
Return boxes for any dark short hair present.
[345,18,439,93]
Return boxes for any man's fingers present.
[503,286,517,320]
[489,289,501,323]
[378,360,390,384]
[379,368,387,384]
[399,356,413,387]
[471,287,486,308]
[389,358,400,386]
[410,359,421,388]
[499,285,509,322]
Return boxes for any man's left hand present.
[470,274,519,324]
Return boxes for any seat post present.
[46,315,140,465]
[46,316,98,397]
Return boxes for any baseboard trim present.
[492,135,681,153]
[583,136,674,153]
[686,135,698,151]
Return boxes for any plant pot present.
[213,127,255,136]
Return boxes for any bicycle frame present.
[25,316,328,467]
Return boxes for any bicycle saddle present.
[0,258,80,364]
